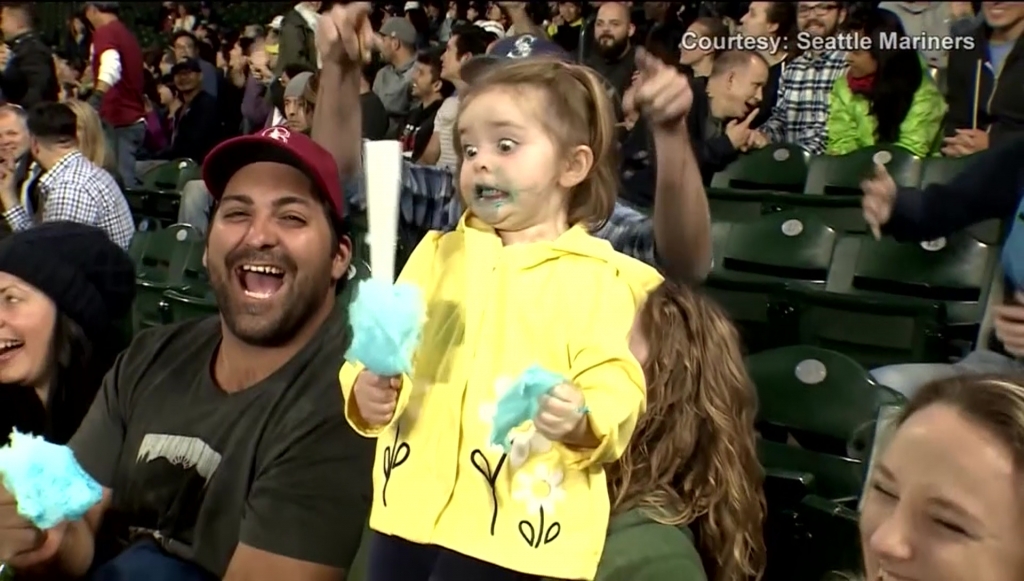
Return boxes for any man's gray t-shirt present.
[69,312,374,577]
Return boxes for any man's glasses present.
[798,3,839,16]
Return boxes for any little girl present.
[340,59,662,581]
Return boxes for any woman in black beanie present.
[0,221,136,445]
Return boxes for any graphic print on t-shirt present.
[127,433,223,546]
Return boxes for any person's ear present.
[332,235,352,282]
[557,145,594,190]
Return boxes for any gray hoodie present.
[879,2,958,69]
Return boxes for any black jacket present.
[1,30,59,108]
[945,23,1024,146]
[161,91,220,162]
[685,75,741,181]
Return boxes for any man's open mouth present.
[235,263,287,300]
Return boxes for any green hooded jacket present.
[825,69,947,157]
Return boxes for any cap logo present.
[507,35,537,59]
[262,126,291,143]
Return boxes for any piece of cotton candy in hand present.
[489,365,566,452]
[346,278,426,376]
[0,430,103,529]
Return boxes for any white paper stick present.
[364,140,402,283]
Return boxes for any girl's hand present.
[352,371,402,427]
[533,383,587,442]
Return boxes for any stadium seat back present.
[805,146,921,195]
[720,209,837,281]
[748,345,903,443]
[133,224,203,331]
[710,143,811,192]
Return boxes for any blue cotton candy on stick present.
[490,365,567,452]
[0,430,103,529]
[346,278,426,376]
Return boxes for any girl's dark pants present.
[366,531,540,581]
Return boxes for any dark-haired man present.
[0,102,134,248]
[0,127,374,581]
[83,1,146,188]
[171,30,219,97]
[402,46,455,164]
[432,23,493,170]
[0,2,59,108]
[694,50,768,176]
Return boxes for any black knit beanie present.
[0,222,136,341]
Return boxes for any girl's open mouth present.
[475,185,511,202]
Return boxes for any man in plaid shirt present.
[750,2,849,155]
[0,103,134,249]
[317,5,713,283]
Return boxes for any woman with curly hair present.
[593,281,767,581]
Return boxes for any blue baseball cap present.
[461,34,574,84]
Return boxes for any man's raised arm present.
[312,3,375,180]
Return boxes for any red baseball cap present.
[203,126,346,220]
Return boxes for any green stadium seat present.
[791,231,998,367]
[707,189,769,223]
[751,346,903,581]
[705,210,839,351]
[804,146,922,196]
[127,159,199,226]
[919,154,1003,244]
[749,345,905,498]
[133,224,204,332]
[162,239,216,323]
[762,193,866,233]
[164,287,218,323]
[710,143,812,193]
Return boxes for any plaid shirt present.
[2,150,135,249]
[345,159,658,267]
[759,50,848,155]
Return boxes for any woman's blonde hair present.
[607,280,767,581]
[455,58,619,230]
[64,99,112,169]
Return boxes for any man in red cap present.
[0,126,374,580]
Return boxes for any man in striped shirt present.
[749,1,849,155]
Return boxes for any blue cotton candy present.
[0,430,103,529]
[346,279,426,376]
[490,365,567,451]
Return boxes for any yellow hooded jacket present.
[340,215,662,579]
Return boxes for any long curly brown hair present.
[608,280,766,581]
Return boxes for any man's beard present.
[595,35,629,58]
[209,248,334,348]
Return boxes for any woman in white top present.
[172,3,196,32]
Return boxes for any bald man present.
[693,50,769,178]
[585,1,636,112]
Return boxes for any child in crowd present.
[340,58,662,581]
[601,280,766,581]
